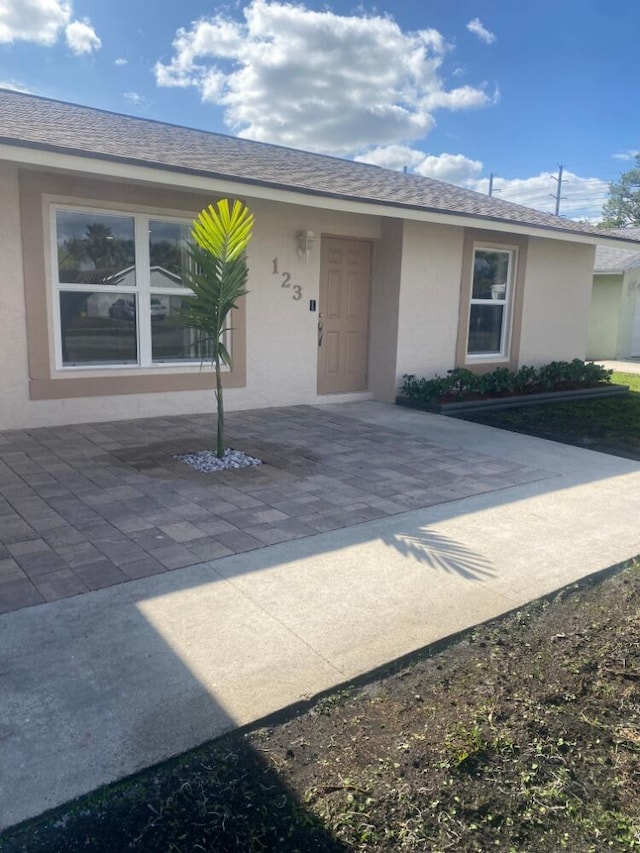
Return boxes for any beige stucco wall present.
[0,159,602,430]
[518,238,596,365]
[0,162,30,423]
[394,220,464,386]
[368,218,403,401]
[0,165,386,429]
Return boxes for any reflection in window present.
[59,292,137,365]
[151,296,214,362]
[53,208,232,371]
[467,247,514,357]
[468,305,504,354]
[149,220,190,287]
[471,251,510,300]
[56,211,135,286]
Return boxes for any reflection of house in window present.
[54,208,214,368]
[84,267,179,318]
[149,266,183,289]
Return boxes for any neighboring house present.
[1,89,638,431]
[587,228,640,360]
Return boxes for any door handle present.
[317,319,323,347]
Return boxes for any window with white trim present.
[467,246,516,358]
[52,207,212,368]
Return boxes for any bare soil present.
[2,559,639,852]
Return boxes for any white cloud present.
[415,153,483,182]
[0,79,34,93]
[0,0,71,44]
[0,1,101,55]
[474,171,609,220]
[467,18,496,45]
[356,145,428,171]
[424,84,498,111]
[357,146,483,183]
[65,18,100,54]
[155,0,494,155]
[124,91,146,105]
[612,150,639,161]
[357,145,609,220]
[114,57,128,66]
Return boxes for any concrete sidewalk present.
[1,403,640,830]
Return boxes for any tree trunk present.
[215,355,224,459]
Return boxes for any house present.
[587,228,640,360]
[1,89,638,431]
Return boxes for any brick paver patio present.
[0,405,547,614]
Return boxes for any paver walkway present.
[0,406,547,614]
[1,402,639,829]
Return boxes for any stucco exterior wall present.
[0,166,386,429]
[368,218,403,402]
[0,159,604,431]
[232,197,380,411]
[518,238,596,365]
[618,269,640,357]
[394,220,463,385]
[586,274,624,360]
[0,162,30,422]
[587,268,640,360]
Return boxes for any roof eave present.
[0,137,626,246]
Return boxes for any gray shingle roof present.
[0,89,637,244]
[595,228,640,272]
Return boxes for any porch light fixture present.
[296,230,315,265]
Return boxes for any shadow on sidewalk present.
[0,581,348,850]
[385,528,495,579]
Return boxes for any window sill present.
[465,354,511,364]
[29,368,245,401]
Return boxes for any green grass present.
[453,371,640,460]
[613,370,640,392]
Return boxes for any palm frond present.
[191,199,254,264]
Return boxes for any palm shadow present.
[384,528,495,580]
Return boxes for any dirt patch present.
[2,559,639,852]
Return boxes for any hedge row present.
[400,360,612,404]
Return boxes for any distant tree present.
[601,154,640,227]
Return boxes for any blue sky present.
[1,0,638,220]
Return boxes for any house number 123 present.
[272,258,302,300]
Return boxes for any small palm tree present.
[181,199,254,458]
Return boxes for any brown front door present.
[317,237,371,394]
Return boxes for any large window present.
[53,207,212,368]
[467,246,515,357]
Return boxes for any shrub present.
[400,360,612,405]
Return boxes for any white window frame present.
[466,244,517,361]
[51,204,207,371]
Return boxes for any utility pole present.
[550,164,565,216]
[488,172,497,197]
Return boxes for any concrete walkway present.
[597,357,640,374]
[1,402,640,830]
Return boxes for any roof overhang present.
[2,139,639,249]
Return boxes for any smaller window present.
[467,247,515,357]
